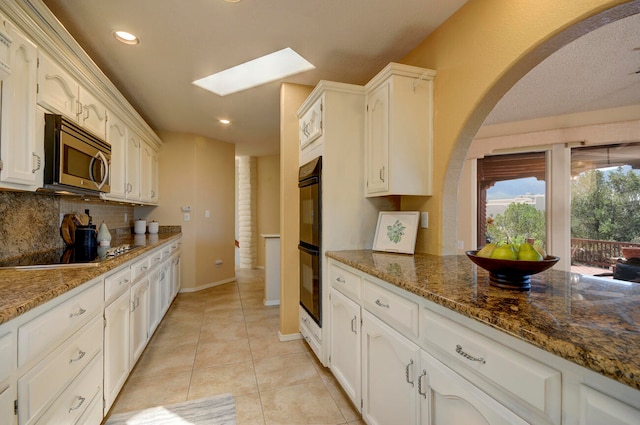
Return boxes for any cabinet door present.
[420,350,530,425]
[78,86,106,139]
[365,81,389,195]
[36,52,79,119]
[104,290,130,414]
[329,289,361,411]
[0,22,39,187]
[151,150,159,203]
[578,385,640,425]
[125,132,141,201]
[139,141,153,203]
[105,114,127,200]
[0,383,16,425]
[147,268,161,335]
[129,277,149,365]
[299,97,323,149]
[362,310,419,425]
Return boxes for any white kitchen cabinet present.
[103,290,130,415]
[171,253,181,297]
[36,53,106,140]
[36,52,78,119]
[329,289,361,412]
[78,86,106,139]
[420,350,530,425]
[0,13,11,80]
[0,21,40,190]
[139,141,154,203]
[125,131,141,201]
[0,330,16,425]
[364,63,435,197]
[104,113,128,201]
[299,95,323,157]
[129,277,149,365]
[361,310,420,425]
[147,267,162,335]
[578,385,640,425]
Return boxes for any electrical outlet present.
[124,212,128,222]
[205,210,211,218]
[420,212,429,228]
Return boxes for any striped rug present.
[105,394,236,425]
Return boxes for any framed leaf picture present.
[372,211,420,254]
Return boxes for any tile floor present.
[104,268,364,425]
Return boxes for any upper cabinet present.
[37,53,107,139]
[0,20,41,190]
[105,113,127,200]
[299,96,323,155]
[364,63,435,197]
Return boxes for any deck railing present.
[571,238,640,268]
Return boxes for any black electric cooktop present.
[0,244,140,269]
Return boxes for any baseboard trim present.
[178,276,236,293]
[278,331,303,342]
[263,299,280,306]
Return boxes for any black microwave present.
[43,114,111,196]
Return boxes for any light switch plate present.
[420,212,428,228]
[183,213,191,222]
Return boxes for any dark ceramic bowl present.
[466,250,560,290]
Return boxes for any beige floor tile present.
[109,371,192,415]
[324,375,361,423]
[245,316,280,339]
[242,305,280,322]
[188,361,259,399]
[260,380,346,425]
[194,338,253,369]
[130,343,196,378]
[249,334,306,360]
[253,352,319,391]
[235,393,266,425]
[199,319,249,342]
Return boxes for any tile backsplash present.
[0,191,135,260]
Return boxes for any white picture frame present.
[372,211,420,254]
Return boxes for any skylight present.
[192,48,315,96]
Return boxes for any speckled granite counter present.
[327,250,640,391]
[0,231,181,326]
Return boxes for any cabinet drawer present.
[161,245,172,260]
[131,257,150,281]
[0,331,14,381]
[421,308,561,423]
[148,249,163,269]
[299,307,322,361]
[18,317,102,425]
[329,262,361,301]
[104,266,131,303]
[34,353,102,425]
[362,279,418,338]
[18,282,103,367]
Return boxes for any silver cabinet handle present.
[336,276,345,283]
[405,359,414,387]
[69,350,86,364]
[68,396,86,413]
[418,369,427,398]
[456,344,486,364]
[375,299,390,309]
[32,152,41,173]
[351,316,357,334]
[69,307,86,318]
[119,278,130,286]
[379,166,385,182]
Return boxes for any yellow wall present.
[400,0,632,254]
[145,131,236,290]
[256,155,281,267]
[279,83,313,337]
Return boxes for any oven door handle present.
[298,244,319,256]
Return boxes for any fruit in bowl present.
[466,243,559,290]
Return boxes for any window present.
[477,152,547,248]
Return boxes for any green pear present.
[476,243,496,258]
[490,244,518,260]
[518,243,543,261]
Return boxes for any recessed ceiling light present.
[192,47,315,96]
[219,119,231,125]
[113,30,140,45]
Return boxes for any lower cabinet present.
[103,290,130,415]
[361,310,420,425]
[329,289,361,411]
[0,330,16,425]
[578,385,640,425]
[129,276,150,365]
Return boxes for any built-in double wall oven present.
[298,156,322,326]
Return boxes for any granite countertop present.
[0,231,181,326]
[327,250,640,391]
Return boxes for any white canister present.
[148,221,159,234]
[134,219,146,234]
